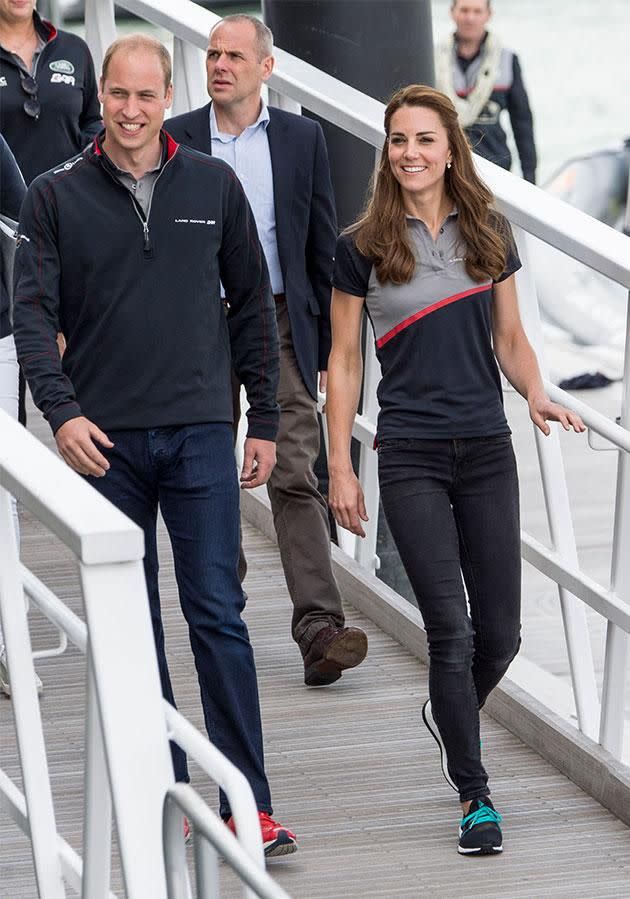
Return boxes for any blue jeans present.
[378,435,522,803]
[87,423,272,817]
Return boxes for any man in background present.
[169,14,368,688]
[436,0,537,183]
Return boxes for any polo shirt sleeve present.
[333,232,372,298]
[493,216,522,283]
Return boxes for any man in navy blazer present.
[168,15,368,686]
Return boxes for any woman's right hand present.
[329,469,369,537]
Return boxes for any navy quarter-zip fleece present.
[13,132,280,439]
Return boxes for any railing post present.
[599,290,630,756]
[355,331,380,572]
[0,487,66,898]
[171,36,208,116]
[163,794,193,899]
[351,148,383,572]
[81,654,113,899]
[79,558,174,899]
[511,226,600,739]
[84,0,117,81]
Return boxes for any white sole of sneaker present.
[422,699,458,792]
[457,844,503,855]
[264,840,298,858]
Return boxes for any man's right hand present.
[54,416,114,477]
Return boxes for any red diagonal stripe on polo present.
[376,282,492,349]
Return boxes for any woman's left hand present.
[528,394,586,436]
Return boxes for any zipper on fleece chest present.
[129,196,152,256]
[103,153,174,258]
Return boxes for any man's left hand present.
[240,438,277,488]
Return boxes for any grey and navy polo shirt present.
[333,210,521,441]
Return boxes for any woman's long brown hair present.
[350,84,509,285]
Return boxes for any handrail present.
[163,784,292,899]
[0,770,117,899]
[12,563,270,885]
[543,381,630,452]
[164,705,265,869]
[0,410,143,564]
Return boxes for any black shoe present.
[303,625,368,686]
[421,699,457,791]
[458,797,503,855]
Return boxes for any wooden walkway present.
[2,402,630,897]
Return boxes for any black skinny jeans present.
[378,435,522,803]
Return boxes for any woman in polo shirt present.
[326,84,584,856]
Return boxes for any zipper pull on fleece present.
[143,220,150,252]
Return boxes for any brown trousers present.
[235,301,344,651]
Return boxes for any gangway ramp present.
[1,410,630,897]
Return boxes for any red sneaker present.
[226,811,298,857]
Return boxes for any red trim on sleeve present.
[376,283,492,349]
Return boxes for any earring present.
[447,161,452,169]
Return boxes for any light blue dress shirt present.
[209,102,284,295]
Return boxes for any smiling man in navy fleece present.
[13,34,297,857]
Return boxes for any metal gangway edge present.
[1,0,630,894]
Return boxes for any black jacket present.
[0,12,101,185]
[13,132,279,439]
[0,133,26,337]
[167,103,337,399]
[459,50,537,182]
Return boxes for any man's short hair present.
[210,14,274,61]
[101,34,172,91]
[451,0,491,8]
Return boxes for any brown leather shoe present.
[303,625,368,686]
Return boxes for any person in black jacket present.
[435,0,537,182]
[0,132,24,338]
[13,34,297,857]
[168,15,368,687]
[0,0,102,186]
[0,132,43,697]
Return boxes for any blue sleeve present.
[220,168,280,442]
[305,122,337,370]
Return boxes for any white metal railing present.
[0,409,286,898]
[85,0,630,765]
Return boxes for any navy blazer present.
[167,103,337,399]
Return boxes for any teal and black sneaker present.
[458,797,503,855]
